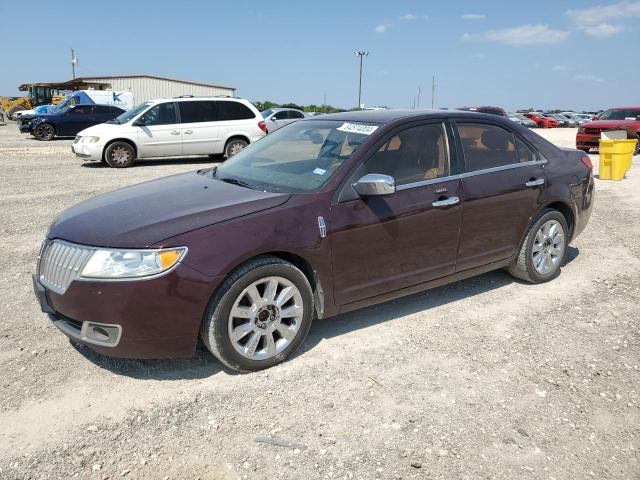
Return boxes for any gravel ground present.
[0,124,639,480]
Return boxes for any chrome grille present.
[38,240,94,294]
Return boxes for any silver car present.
[261,108,306,133]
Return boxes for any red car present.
[576,107,640,153]
[523,113,559,128]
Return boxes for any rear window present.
[457,123,518,172]
[179,101,218,123]
[218,101,255,120]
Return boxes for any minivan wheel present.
[201,256,314,372]
[104,141,136,168]
[224,138,248,159]
[34,123,55,141]
[508,209,568,283]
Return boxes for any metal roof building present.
[20,75,236,103]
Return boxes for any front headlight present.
[80,247,187,279]
[83,136,100,143]
[578,126,585,133]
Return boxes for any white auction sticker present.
[313,167,327,175]
[336,122,379,135]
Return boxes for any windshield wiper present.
[218,176,254,189]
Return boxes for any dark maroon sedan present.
[34,110,594,371]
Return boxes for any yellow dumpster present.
[598,139,637,181]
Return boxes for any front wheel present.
[224,138,248,159]
[201,256,314,372]
[537,122,545,128]
[104,141,136,168]
[33,123,55,141]
[508,209,568,283]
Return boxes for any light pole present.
[354,51,369,110]
[71,48,77,79]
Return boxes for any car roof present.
[306,109,511,125]
[151,96,247,104]
[270,107,304,112]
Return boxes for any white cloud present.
[552,64,572,71]
[375,24,391,33]
[472,53,487,59]
[462,13,486,20]
[462,24,569,46]
[566,1,639,37]
[574,74,604,82]
[582,22,625,37]
[399,13,428,20]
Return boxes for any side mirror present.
[270,117,277,121]
[133,119,147,127]
[353,173,395,197]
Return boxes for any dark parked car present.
[19,104,125,141]
[33,110,594,371]
[457,106,508,117]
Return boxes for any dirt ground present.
[0,123,638,480]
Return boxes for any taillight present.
[581,155,593,173]
[258,121,267,133]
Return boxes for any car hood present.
[78,123,123,136]
[48,170,291,248]
[583,119,640,130]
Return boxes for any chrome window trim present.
[396,174,462,191]
[460,159,547,178]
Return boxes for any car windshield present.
[261,109,274,118]
[599,109,640,120]
[215,120,375,193]
[110,102,152,124]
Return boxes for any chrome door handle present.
[525,178,545,187]
[432,196,460,208]
[170,130,180,135]
[184,130,193,135]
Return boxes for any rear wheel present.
[104,141,136,168]
[579,148,591,153]
[537,121,545,128]
[508,209,568,283]
[201,256,314,372]
[224,138,248,159]
[33,123,55,141]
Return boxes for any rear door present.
[135,102,182,158]
[179,101,222,155]
[267,110,289,131]
[330,121,463,305]
[454,121,546,271]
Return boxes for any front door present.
[60,105,94,136]
[135,102,182,158]
[329,121,463,306]
[454,121,547,271]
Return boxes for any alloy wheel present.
[229,141,246,157]
[38,124,54,140]
[532,220,565,275]
[228,276,304,361]
[110,146,132,165]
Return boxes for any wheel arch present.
[224,134,250,149]
[103,138,138,161]
[543,200,576,240]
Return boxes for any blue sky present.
[1,0,638,111]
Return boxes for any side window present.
[138,102,177,126]
[362,123,450,186]
[218,101,256,120]
[93,105,111,114]
[272,111,288,120]
[457,123,517,172]
[70,106,90,115]
[179,101,218,123]
[289,110,305,119]
[515,136,540,163]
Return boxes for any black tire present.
[200,256,314,372]
[508,209,569,283]
[33,123,56,141]
[104,141,136,168]
[635,142,640,156]
[537,122,545,128]
[224,138,248,159]
[579,148,591,153]
[6,105,26,120]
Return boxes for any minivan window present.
[218,101,256,121]
[361,123,450,185]
[138,102,177,126]
[457,123,518,172]
[113,102,152,124]
[179,101,218,123]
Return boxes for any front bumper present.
[19,123,33,133]
[72,140,104,161]
[33,263,222,359]
[576,133,600,149]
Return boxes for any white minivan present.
[72,97,266,167]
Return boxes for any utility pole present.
[354,51,369,110]
[71,48,78,79]
[416,86,421,109]
[323,93,327,106]
[431,75,435,109]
